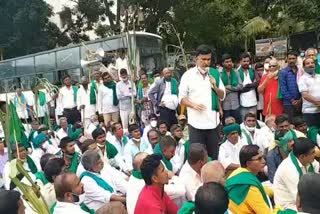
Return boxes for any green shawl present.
[72,86,78,103]
[35,171,49,185]
[80,171,114,192]
[103,81,119,106]
[241,128,253,145]
[105,141,118,159]
[27,156,38,174]
[170,78,178,95]
[289,152,314,178]
[38,91,46,106]
[178,201,195,214]
[225,171,269,207]
[238,67,255,82]
[67,152,80,173]
[209,68,221,111]
[316,59,320,74]
[221,68,238,87]
[154,143,173,171]
[277,209,297,214]
[90,80,98,105]
[307,126,319,145]
[132,170,143,179]
[183,140,190,163]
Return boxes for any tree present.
[0,0,65,59]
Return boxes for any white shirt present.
[123,138,153,170]
[256,126,275,151]
[170,139,186,174]
[179,161,202,201]
[218,140,246,169]
[97,84,119,114]
[273,156,319,210]
[27,92,51,118]
[77,85,97,119]
[116,81,136,111]
[161,81,179,110]
[109,135,129,156]
[81,171,115,211]
[240,123,259,146]
[52,201,87,214]
[58,86,77,109]
[179,66,225,129]
[298,73,320,113]
[239,69,257,107]
[55,128,68,140]
[38,182,56,208]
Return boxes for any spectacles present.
[250,155,265,161]
[269,65,277,67]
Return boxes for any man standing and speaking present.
[179,45,225,160]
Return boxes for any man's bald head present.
[96,201,127,214]
[54,172,77,201]
[163,68,172,81]
[201,161,225,185]
[133,152,148,171]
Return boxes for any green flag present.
[9,102,29,149]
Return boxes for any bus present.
[0,32,166,101]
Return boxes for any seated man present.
[255,114,276,152]
[124,124,153,171]
[40,157,66,208]
[57,137,81,174]
[134,154,179,214]
[147,129,160,149]
[266,131,295,183]
[92,128,128,173]
[80,150,126,211]
[34,153,55,186]
[226,145,273,213]
[296,173,320,213]
[240,112,260,146]
[127,152,185,213]
[3,143,38,190]
[219,123,245,173]
[153,136,176,172]
[109,122,129,156]
[158,120,171,138]
[52,172,87,213]
[178,161,226,214]
[195,182,229,214]
[274,137,319,210]
[0,190,25,214]
[179,143,208,201]
[85,114,102,139]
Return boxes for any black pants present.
[283,105,301,123]
[63,107,81,125]
[304,113,320,127]
[223,108,242,125]
[188,124,220,160]
[159,107,178,128]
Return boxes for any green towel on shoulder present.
[209,68,221,111]
[105,141,119,159]
[178,201,195,214]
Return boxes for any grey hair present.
[81,76,89,81]
[81,150,101,172]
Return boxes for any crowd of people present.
[1,44,320,214]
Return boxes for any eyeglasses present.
[250,155,265,161]
[269,65,277,67]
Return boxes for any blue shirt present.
[124,138,153,170]
[266,147,284,183]
[279,66,301,106]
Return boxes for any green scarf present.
[132,170,143,179]
[38,91,46,106]
[307,126,319,145]
[122,136,128,146]
[138,85,145,110]
[184,140,190,163]
[72,86,78,103]
[209,68,221,111]
[51,202,94,214]
[225,171,269,207]
[289,152,314,178]
[315,59,320,74]
[277,72,283,99]
[221,68,238,87]
[29,129,37,144]
[67,152,80,173]
[178,201,195,214]
[238,67,255,82]
[35,171,49,185]
[80,171,114,192]
[277,209,297,214]
[90,80,98,105]
[103,81,119,106]
[170,78,178,95]
[27,156,38,174]
[105,141,119,159]
[241,128,253,145]
[154,143,173,171]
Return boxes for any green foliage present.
[0,0,64,59]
